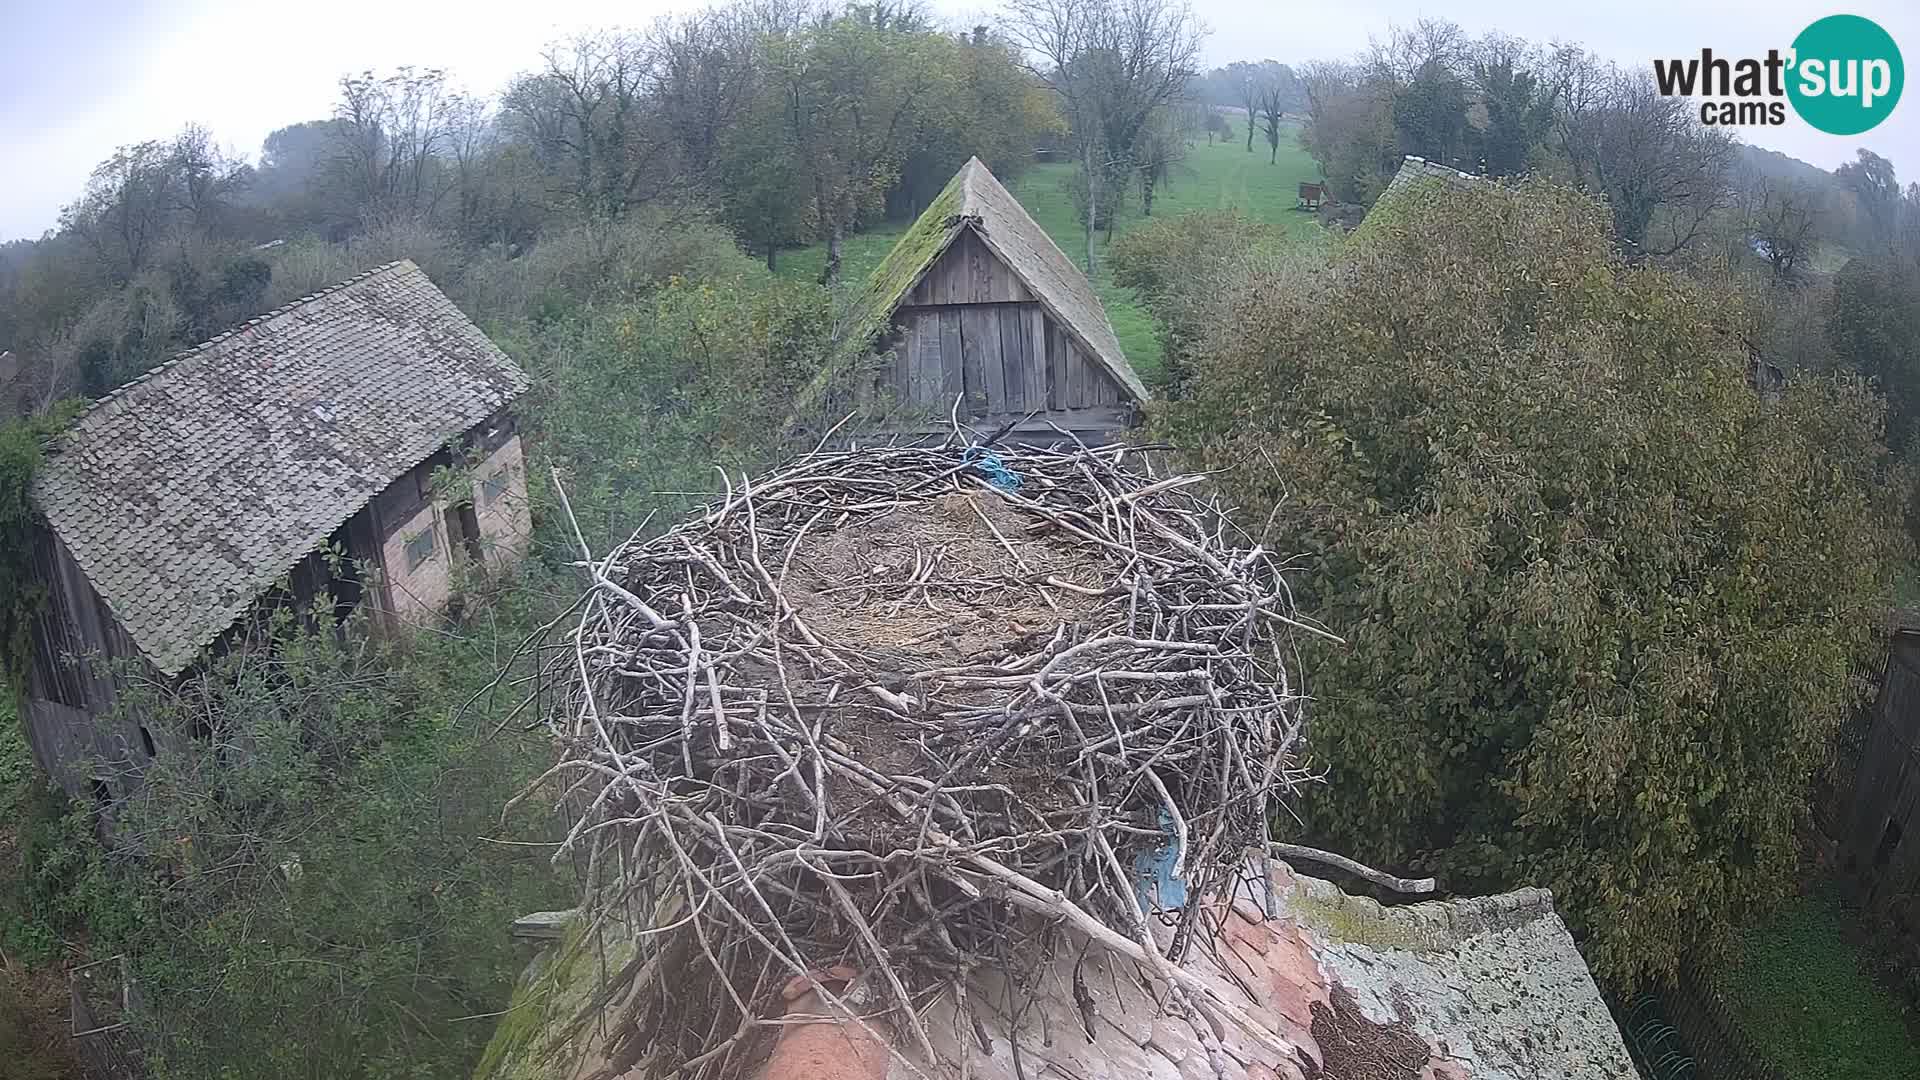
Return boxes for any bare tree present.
[1557,58,1734,257]
[502,33,659,220]
[648,8,765,185]
[1003,0,1204,273]
[1255,72,1287,164]
[169,125,244,234]
[1365,18,1469,85]
[332,67,459,224]
[59,141,178,283]
[1751,176,1820,278]
[1226,60,1259,153]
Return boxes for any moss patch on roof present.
[850,170,968,345]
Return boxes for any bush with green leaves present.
[1153,177,1908,985]
[1110,211,1319,394]
[515,270,837,556]
[15,579,572,1080]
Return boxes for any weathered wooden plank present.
[971,233,995,303]
[915,314,945,405]
[940,312,965,410]
[997,306,1026,412]
[960,313,987,416]
[929,313,960,409]
[969,307,1006,414]
[1025,306,1048,406]
[891,322,915,403]
[1045,315,1064,410]
[1060,328,1089,409]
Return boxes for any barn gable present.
[844,157,1146,442]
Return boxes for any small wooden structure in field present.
[1297,181,1328,210]
[21,261,532,807]
[846,157,1147,445]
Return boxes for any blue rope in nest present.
[963,446,1023,493]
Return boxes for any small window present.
[404,525,438,570]
[480,469,510,507]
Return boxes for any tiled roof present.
[485,862,1636,1080]
[861,157,1148,402]
[740,861,1635,1080]
[32,260,528,676]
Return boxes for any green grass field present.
[1715,890,1920,1080]
[779,125,1324,381]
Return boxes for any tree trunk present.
[821,225,842,286]
[766,244,777,272]
[1082,144,1099,276]
[1246,121,1254,153]
[1271,142,1278,165]
[815,180,841,286]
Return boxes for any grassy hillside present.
[779,126,1325,381]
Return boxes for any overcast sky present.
[3,0,1917,241]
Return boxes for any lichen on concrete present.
[472,914,639,1080]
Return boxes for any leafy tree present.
[1389,60,1469,165]
[1839,149,1902,246]
[1151,177,1907,985]
[1828,258,1920,454]
[1470,36,1560,176]
[59,141,181,285]
[1298,61,1389,204]
[766,12,953,284]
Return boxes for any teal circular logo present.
[1788,15,1903,135]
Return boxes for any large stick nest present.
[535,441,1318,1079]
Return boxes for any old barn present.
[851,157,1148,445]
[21,260,532,805]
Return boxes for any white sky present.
[2,0,1917,241]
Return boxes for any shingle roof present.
[1369,155,1483,216]
[859,157,1148,402]
[32,260,528,676]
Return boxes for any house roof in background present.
[859,157,1148,403]
[1366,155,1485,223]
[33,260,528,676]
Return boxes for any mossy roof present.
[1353,155,1485,243]
[854,157,1147,403]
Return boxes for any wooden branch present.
[1270,843,1436,895]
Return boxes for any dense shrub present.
[1110,210,1315,393]
[1154,177,1908,985]
[9,582,571,1080]
[457,208,758,327]
[516,271,837,556]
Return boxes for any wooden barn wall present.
[873,229,1130,441]
[1841,633,1920,902]
[905,230,1035,306]
[20,523,160,802]
[887,303,1125,419]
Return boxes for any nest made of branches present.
[531,440,1322,1079]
